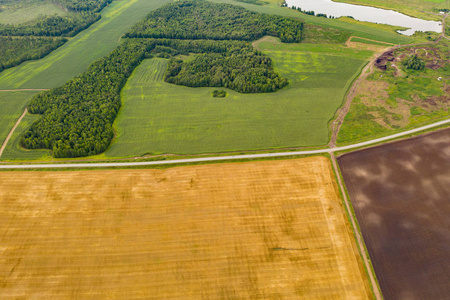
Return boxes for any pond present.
[285,0,442,36]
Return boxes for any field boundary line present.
[330,154,382,300]
[0,108,27,159]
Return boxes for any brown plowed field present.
[338,128,450,300]
[0,157,371,299]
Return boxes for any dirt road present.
[0,108,27,158]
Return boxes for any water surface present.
[286,0,442,35]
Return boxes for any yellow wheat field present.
[0,157,371,299]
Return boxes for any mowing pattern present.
[338,129,450,300]
[0,157,371,298]
[0,0,171,90]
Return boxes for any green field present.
[0,0,171,90]
[0,0,422,160]
[0,1,67,25]
[332,0,448,20]
[350,37,394,46]
[98,41,371,158]
[0,113,53,161]
[0,91,38,146]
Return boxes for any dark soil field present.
[338,128,450,300]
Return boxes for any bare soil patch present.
[0,158,371,299]
[338,128,450,300]
[374,50,395,71]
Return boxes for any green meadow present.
[0,91,38,146]
[0,0,171,90]
[0,113,52,161]
[100,40,372,158]
[350,37,394,46]
[0,1,67,25]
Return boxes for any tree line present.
[54,0,113,13]
[125,0,303,43]
[0,0,112,37]
[22,0,305,157]
[0,37,67,72]
[0,0,112,72]
[0,13,101,37]
[21,38,289,157]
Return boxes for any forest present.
[0,13,101,36]
[0,0,111,72]
[0,0,112,37]
[54,0,113,13]
[22,0,304,157]
[125,0,304,43]
[0,37,67,72]
[165,49,288,93]
[22,39,149,158]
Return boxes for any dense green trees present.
[164,46,288,93]
[0,37,67,72]
[403,54,425,70]
[126,0,296,92]
[22,39,150,158]
[54,0,112,13]
[22,0,304,157]
[0,0,111,37]
[0,0,112,72]
[125,0,303,43]
[0,13,101,37]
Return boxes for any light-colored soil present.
[0,157,372,299]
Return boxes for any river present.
[285,0,442,36]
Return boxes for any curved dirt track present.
[0,108,27,158]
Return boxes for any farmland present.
[338,128,450,299]
[3,0,450,298]
[0,90,38,146]
[0,0,420,161]
[0,157,372,298]
[338,40,450,144]
[102,40,371,158]
[0,0,171,90]
[0,0,119,72]
[0,1,67,25]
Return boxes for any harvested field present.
[0,157,371,299]
[338,128,450,300]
